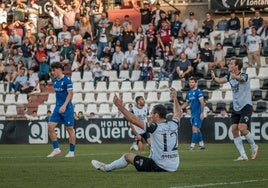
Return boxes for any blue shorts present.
[49,105,74,126]
[191,116,203,128]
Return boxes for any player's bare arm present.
[211,70,227,84]
[60,90,73,113]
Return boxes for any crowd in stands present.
[0,0,267,119]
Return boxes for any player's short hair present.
[135,96,143,103]
[232,58,243,70]
[189,76,197,83]
[51,62,64,70]
[152,104,167,119]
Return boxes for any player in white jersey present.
[245,27,262,67]
[129,96,151,151]
[211,58,258,161]
[91,88,182,172]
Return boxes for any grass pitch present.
[0,144,267,188]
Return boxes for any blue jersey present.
[186,87,203,117]
[52,75,73,107]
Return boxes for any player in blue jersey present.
[211,58,258,161]
[47,62,76,158]
[181,77,206,150]
[91,88,182,172]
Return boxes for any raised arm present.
[170,88,182,120]
[113,95,144,129]
[211,70,227,84]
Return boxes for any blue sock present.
[191,133,198,144]
[70,144,75,152]
[198,132,203,142]
[52,141,59,149]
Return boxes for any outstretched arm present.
[170,88,182,120]
[113,95,144,129]
[211,70,227,84]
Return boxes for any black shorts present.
[133,155,166,172]
[231,104,253,126]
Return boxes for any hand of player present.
[211,70,216,80]
[113,94,123,107]
[59,105,66,113]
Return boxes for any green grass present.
[0,144,267,188]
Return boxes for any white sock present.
[54,148,61,152]
[245,132,256,148]
[234,137,247,157]
[199,141,204,147]
[190,143,195,148]
[105,155,128,171]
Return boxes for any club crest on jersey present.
[244,116,249,122]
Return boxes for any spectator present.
[45,110,52,122]
[0,3,7,24]
[48,8,64,36]
[79,16,93,39]
[139,56,153,81]
[151,2,165,27]
[121,25,135,52]
[252,10,263,30]
[45,29,57,45]
[134,48,146,70]
[225,12,241,46]
[46,37,56,51]
[52,0,82,31]
[197,42,213,78]
[145,23,157,61]
[60,38,75,65]
[122,43,137,73]
[92,62,102,88]
[102,56,111,87]
[72,48,86,79]
[27,0,40,31]
[0,29,9,52]
[48,45,61,64]
[0,59,5,82]
[184,108,191,118]
[38,56,50,85]
[157,53,177,83]
[8,29,22,48]
[110,18,121,40]
[77,111,85,120]
[71,29,83,50]
[257,20,268,48]
[13,0,27,22]
[209,14,228,49]
[184,41,199,75]
[9,67,27,93]
[171,12,182,40]
[122,14,133,31]
[84,47,98,71]
[134,26,146,52]
[240,19,254,46]
[173,36,185,57]
[4,58,17,86]
[217,107,229,118]
[245,27,261,67]
[156,11,170,30]
[176,52,192,81]
[210,43,225,70]
[20,37,34,68]
[11,48,22,65]
[183,30,198,49]
[134,1,151,34]
[57,25,71,47]
[181,12,198,36]
[157,21,171,52]
[20,67,39,94]
[111,45,124,77]
[199,12,214,38]
[25,110,39,121]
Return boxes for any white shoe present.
[91,160,107,172]
[47,149,62,158]
[234,155,248,161]
[130,142,138,151]
[65,152,75,158]
[251,145,259,160]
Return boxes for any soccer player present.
[211,58,258,161]
[181,77,206,150]
[91,88,182,172]
[47,62,76,158]
[129,96,151,151]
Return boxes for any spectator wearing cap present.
[122,43,137,73]
[134,1,152,34]
[157,53,177,83]
[20,37,34,69]
[197,42,213,78]
[240,19,254,46]
[181,12,198,37]
[151,2,165,28]
[209,14,228,49]
[257,20,268,48]
[225,12,241,46]
[21,67,39,94]
[9,67,27,93]
[245,26,262,67]
[52,0,82,31]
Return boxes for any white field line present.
[169,178,268,188]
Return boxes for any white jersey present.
[246,34,261,52]
[145,118,180,172]
[131,105,149,134]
